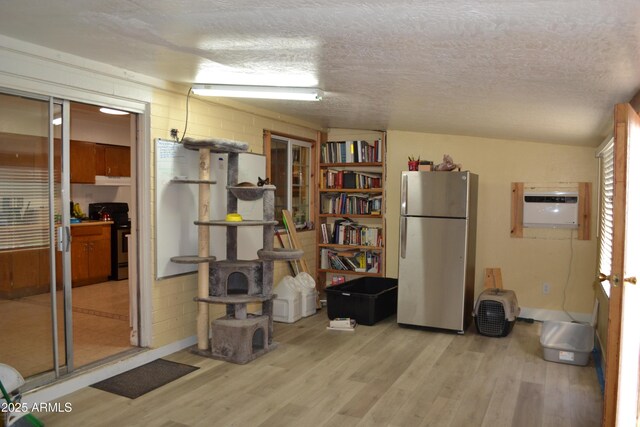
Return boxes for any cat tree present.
[170,137,302,364]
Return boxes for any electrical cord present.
[561,228,579,322]
[180,86,192,143]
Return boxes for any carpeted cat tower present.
[171,137,302,364]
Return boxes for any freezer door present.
[401,171,471,218]
[398,216,468,330]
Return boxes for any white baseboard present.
[519,307,592,324]
[22,335,197,405]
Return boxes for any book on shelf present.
[321,139,382,164]
[324,249,381,273]
[343,171,355,189]
[326,220,381,247]
[320,223,332,244]
[320,248,329,269]
[321,170,382,190]
[321,193,383,215]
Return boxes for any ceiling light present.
[99,107,130,115]
[52,117,62,126]
[191,84,323,101]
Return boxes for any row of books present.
[320,140,382,164]
[320,248,381,273]
[320,193,382,215]
[320,169,382,190]
[320,220,382,246]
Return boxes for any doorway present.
[66,100,137,371]
[0,90,139,387]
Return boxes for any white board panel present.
[155,138,266,279]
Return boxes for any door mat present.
[90,359,199,399]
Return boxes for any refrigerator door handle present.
[400,216,407,259]
[401,173,408,216]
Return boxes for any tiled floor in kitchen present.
[0,280,133,379]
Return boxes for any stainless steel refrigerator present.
[397,171,478,333]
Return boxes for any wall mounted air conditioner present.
[523,191,578,228]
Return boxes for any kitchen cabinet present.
[69,223,111,286]
[95,144,130,177]
[70,140,96,183]
[0,248,51,299]
[70,141,130,183]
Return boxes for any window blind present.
[0,165,50,250]
[597,139,614,295]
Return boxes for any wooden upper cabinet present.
[70,141,130,182]
[96,144,130,177]
[105,145,131,177]
[70,140,96,183]
[95,144,106,176]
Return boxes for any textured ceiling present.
[1,0,639,146]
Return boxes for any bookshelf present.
[316,132,386,292]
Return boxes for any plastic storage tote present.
[325,277,398,326]
[540,320,594,366]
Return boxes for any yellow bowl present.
[225,213,243,222]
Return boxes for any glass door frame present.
[0,88,74,386]
[270,135,312,227]
[2,82,153,386]
[54,97,73,377]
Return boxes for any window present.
[596,137,614,296]
[266,133,314,229]
[0,95,61,250]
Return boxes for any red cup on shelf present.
[408,161,419,171]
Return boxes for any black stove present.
[88,202,129,225]
[89,202,131,280]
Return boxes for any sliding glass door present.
[0,91,71,384]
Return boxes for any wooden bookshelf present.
[315,132,386,291]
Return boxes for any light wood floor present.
[39,312,602,427]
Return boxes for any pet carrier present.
[473,288,520,337]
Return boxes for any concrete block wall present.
[272,230,317,287]
[149,86,319,347]
[386,130,599,318]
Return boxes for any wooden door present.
[602,103,640,426]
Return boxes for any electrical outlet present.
[543,282,551,295]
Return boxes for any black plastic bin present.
[325,277,398,326]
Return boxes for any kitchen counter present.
[66,221,112,287]
[71,220,113,226]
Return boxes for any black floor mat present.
[90,359,199,399]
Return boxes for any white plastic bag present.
[274,275,300,298]
[293,272,317,317]
[294,272,316,294]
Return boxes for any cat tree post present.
[177,136,304,364]
[197,147,211,351]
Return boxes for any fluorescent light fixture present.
[52,117,62,126]
[191,84,323,101]
[99,107,129,115]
